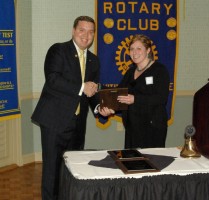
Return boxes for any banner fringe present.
[96,115,123,129]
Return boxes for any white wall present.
[17,0,209,154]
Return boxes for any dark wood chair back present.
[193,81,209,158]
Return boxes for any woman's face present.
[129,40,150,65]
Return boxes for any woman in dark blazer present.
[118,34,170,149]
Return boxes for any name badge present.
[145,76,153,85]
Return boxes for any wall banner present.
[96,0,178,129]
[0,0,21,121]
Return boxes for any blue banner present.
[96,0,178,128]
[0,0,21,121]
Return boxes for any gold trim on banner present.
[96,115,122,130]
[94,0,98,55]
[0,114,21,121]
[167,0,179,126]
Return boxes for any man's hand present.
[98,106,115,117]
[83,82,98,97]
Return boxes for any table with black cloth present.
[58,148,209,200]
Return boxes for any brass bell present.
[180,125,201,158]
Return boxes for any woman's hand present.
[117,94,134,105]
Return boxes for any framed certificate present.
[107,149,144,160]
[115,159,160,174]
[107,149,160,174]
[99,88,128,111]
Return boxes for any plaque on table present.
[107,149,144,160]
[116,159,160,174]
[99,88,128,111]
[108,149,160,174]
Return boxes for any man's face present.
[72,20,95,50]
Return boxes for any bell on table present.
[180,125,201,158]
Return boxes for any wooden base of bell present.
[180,138,201,158]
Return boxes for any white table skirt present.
[63,147,209,180]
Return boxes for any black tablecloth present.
[58,161,209,200]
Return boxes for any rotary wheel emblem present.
[115,36,133,75]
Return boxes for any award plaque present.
[115,159,160,174]
[99,88,128,111]
[107,149,160,174]
[107,149,144,160]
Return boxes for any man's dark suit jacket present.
[31,40,100,131]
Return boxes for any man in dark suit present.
[31,16,113,200]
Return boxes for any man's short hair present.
[73,16,95,30]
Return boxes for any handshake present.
[83,82,115,117]
[83,82,101,97]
